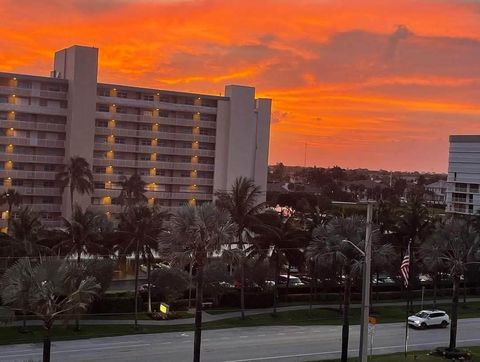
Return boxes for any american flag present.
[401,242,411,288]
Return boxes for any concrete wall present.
[213,85,271,202]
[54,46,98,218]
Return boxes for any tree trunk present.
[133,241,140,330]
[75,252,81,331]
[285,264,291,302]
[308,261,314,316]
[433,272,438,310]
[7,203,12,235]
[22,312,27,332]
[147,257,152,313]
[188,261,193,309]
[273,256,279,315]
[43,326,51,362]
[240,258,246,319]
[449,276,460,351]
[341,269,351,362]
[193,263,204,362]
[463,274,467,305]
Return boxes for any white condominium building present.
[0,45,271,229]
[446,135,480,215]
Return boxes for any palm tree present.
[0,189,22,234]
[1,258,100,362]
[396,191,431,297]
[307,216,366,362]
[215,177,264,319]
[115,173,147,208]
[250,210,307,314]
[8,206,51,257]
[433,218,479,351]
[160,203,235,362]
[55,156,94,218]
[420,225,446,309]
[55,206,108,263]
[114,205,167,329]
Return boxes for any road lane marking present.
[0,343,151,359]
[222,338,480,362]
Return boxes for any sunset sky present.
[1,0,480,172]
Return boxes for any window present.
[37,132,46,139]
[39,99,48,107]
[143,95,154,101]
[43,181,54,187]
[470,184,479,193]
[44,164,55,171]
[115,137,125,144]
[98,104,109,112]
[98,88,110,97]
[159,110,169,117]
[116,106,128,114]
[13,163,24,170]
[117,91,128,98]
[12,179,23,186]
[140,139,150,146]
[42,197,54,204]
[97,120,108,127]
[0,96,7,104]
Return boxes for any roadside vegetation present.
[0,159,479,361]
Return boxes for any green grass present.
[319,346,480,361]
[2,302,480,346]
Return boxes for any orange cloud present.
[1,0,480,172]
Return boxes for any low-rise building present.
[0,45,271,230]
[446,135,480,215]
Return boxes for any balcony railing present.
[0,103,67,116]
[0,136,65,149]
[93,143,215,157]
[95,127,215,143]
[93,173,213,186]
[0,170,57,180]
[0,119,65,132]
[95,112,216,129]
[0,153,64,164]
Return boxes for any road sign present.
[160,302,170,314]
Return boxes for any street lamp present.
[338,201,374,362]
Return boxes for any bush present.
[219,291,273,308]
[90,294,140,314]
[431,347,473,360]
[150,267,189,303]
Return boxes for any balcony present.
[95,127,215,143]
[0,153,64,164]
[0,103,67,117]
[89,204,122,213]
[94,143,215,157]
[0,85,67,100]
[95,112,216,129]
[0,170,57,180]
[0,119,65,132]
[0,186,61,196]
[96,96,218,115]
[93,173,213,186]
[0,136,65,149]
[29,204,62,212]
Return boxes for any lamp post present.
[359,201,374,362]
[334,200,375,362]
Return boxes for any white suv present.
[408,310,450,329]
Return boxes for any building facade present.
[446,135,480,215]
[0,45,271,230]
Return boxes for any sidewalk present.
[7,297,480,327]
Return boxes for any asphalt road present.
[1,318,480,362]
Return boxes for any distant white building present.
[425,180,447,205]
[446,135,480,215]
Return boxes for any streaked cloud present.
[0,0,479,171]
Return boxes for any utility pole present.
[304,141,307,167]
[359,201,374,362]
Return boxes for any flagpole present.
[402,239,412,360]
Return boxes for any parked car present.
[408,310,450,329]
